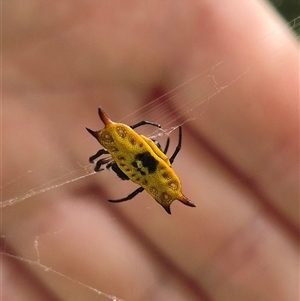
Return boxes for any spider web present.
[1,16,299,301]
[0,59,251,209]
[2,15,299,208]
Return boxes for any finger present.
[3,1,298,301]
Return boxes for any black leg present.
[163,136,170,154]
[130,120,161,129]
[111,162,130,180]
[169,126,182,164]
[94,159,106,172]
[94,157,112,172]
[106,161,129,180]
[105,161,114,169]
[89,149,109,163]
[108,187,144,202]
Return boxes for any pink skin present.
[2,1,298,301]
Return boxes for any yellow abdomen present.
[97,123,183,206]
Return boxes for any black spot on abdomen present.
[133,152,158,174]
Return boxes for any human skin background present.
[2,1,299,301]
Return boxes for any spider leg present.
[94,162,104,172]
[108,187,144,202]
[94,157,112,172]
[89,149,109,163]
[130,120,161,129]
[110,162,130,180]
[169,126,182,164]
[163,136,170,154]
[105,161,114,169]
[106,161,129,180]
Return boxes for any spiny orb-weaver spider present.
[86,107,195,214]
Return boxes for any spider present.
[86,107,195,214]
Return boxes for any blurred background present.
[268,0,299,25]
